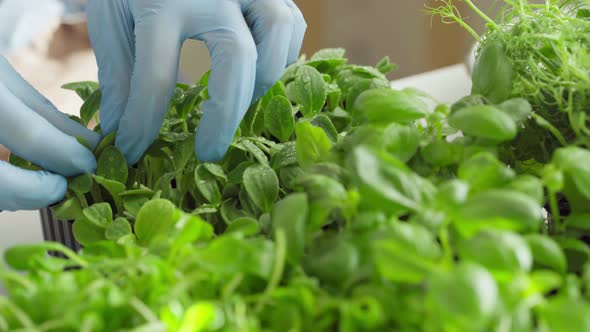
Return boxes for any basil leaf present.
[287,65,327,117]
[353,88,428,125]
[272,193,309,264]
[264,95,294,142]
[449,105,517,142]
[243,164,279,213]
[134,199,179,245]
[295,122,332,169]
[82,203,113,228]
[96,146,128,184]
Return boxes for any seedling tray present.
[40,208,81,254]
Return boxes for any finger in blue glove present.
[0,57,98,211]
[0,161,67,211]
[87,0,307,164]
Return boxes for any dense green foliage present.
[3,2,590,329]
[430,0,590,164]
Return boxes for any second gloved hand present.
[0,57,100,211]
[87,0,306,165]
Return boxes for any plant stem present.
[439,228,454,267]
[76,192,88,209]
[0,298,35,329]
[130,297,159,323]
[531,113,568,146]
[45,243,89,268]
[548,190,561,234]
[256,229,287,312]
[463,0,499,30]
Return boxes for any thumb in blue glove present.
[0,56,99,211]
[87,0,306,165]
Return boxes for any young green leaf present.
[105,217,132,240]
[259,80,288,111]
[73,216,108,246]
[376,56,398,75]
[351,146,434,213]
[538,298,590,332]
[52,197,84,221]
[96,146,128,184]
[61,81,100,100]
[373,222,441,284]
[304,234,360,286]
[552,147,590,201]
[383,123,420,162]
[79,89,101,126]
[202,163,227,184]
[93,175,126,212]
[310,114,339,143]
[225,217,260,236]
[82,203,113,228]
[421,140,463,166]
[458,152,515,191]
[525,234,567,273]
[272,193,309,264]
[94,131,117,157]
[306,48,348,69]
[505,175,545,205]
[471,40,513,104]
[240,139,269,164]
[458,230,532,273]
[134,199,180,245]
[295,122,332,169]
[173,135,196,172]
[243,164,279,213]
[227,161,256,185]
[4,245,47,271]
[292,174,347,212]
[69,174,93,194]
[194,165,222,205]
[457,189,543,236]
[264,95,294,142]
[270,142,298,171]
[427,263,499,330]
[287,65,327,117]
[496,98,532,125]
[353,88,428,126]
[449,105,517,142]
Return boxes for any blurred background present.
[179,0,500,82]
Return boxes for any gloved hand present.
[0,57,100,211]
[86,0,306,164]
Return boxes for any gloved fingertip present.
[252,85,269,105]
[0,165,68,211]
[86,131,102,151]
[194,141,226,163]
[44,173,68,204]
[115,133,143,167]
[68,146,98,176]
[31,172,68,209]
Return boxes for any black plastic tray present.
[40,208,82,253]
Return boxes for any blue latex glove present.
[0,0,63,54]
[86,0,307,164]
[0,57,100,211]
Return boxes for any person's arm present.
[0,57,99,211]
[86,0,306,165]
